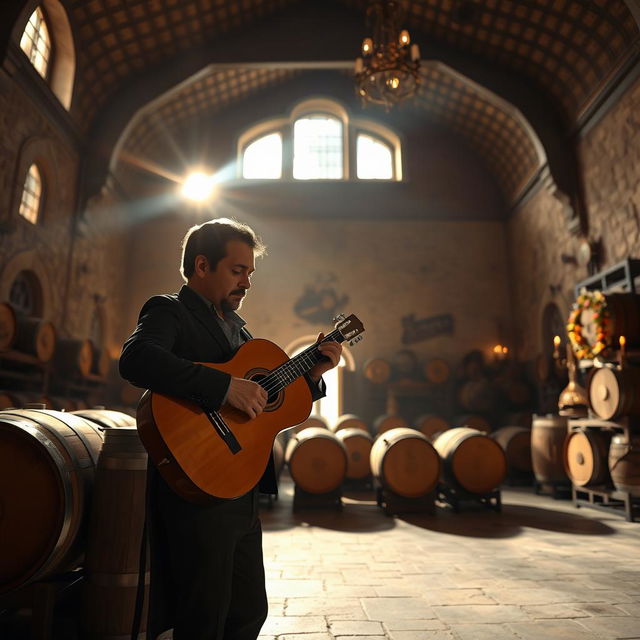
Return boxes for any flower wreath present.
[566,289,609,359]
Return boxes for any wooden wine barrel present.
[332,413,368,433]
[83,427,148,639]
[0,303,57,362]
[285,427,347,494]
[422,358,450,385]
[491,426,532,473]
[335,428,373,480]
[0,409,103,594]
[392,349,419,380]
[433,427,507,494]
[414,414,449,439]
[293,414,328,434]
[13,316,57,363]
[457,378,496,413]
[564,429,612,487]
[373,413,409,435]
[609,434,640,496]
[55,338,94,378]
[72,409,136,429]
[530,415,569,484]
[370,427,441,498]
[363,358,391,384]
[452,414,491,433]
[499,378,531,408]
[588,366,640,421]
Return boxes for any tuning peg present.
[333,313,346,323]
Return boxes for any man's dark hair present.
[180,218,266,280]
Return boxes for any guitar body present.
[137,338,313,502]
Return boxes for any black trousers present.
[149,471,268,640]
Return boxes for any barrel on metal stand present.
[414,414,449,439]
[564,429,612,487]
[452,414,491,434]
[332,413,368,434]
[433,427,507,494]
[491,426,532,474]
[335,428,373,480]
[608,434,640,496]
[588,366,640,421]
[0,409,103,594]
[82,427,148,638]
[362,358,391,384]
[373,413,409,436]
[530,415,570,485]
[285,427,347,494]
[54,338,94,378]
[422,358,450,385]
[457,378,496,413]
[13,316,57,363]
[370,428,441,498]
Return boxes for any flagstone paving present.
[258,478,640,640]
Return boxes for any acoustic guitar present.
[136,314,365,502]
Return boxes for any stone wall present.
[507,75,640,362]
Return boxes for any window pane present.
[293,116,343,180]
[19,164,42,224]
[20,8,51,80]
[243,133,282,179]
[357,134,394,179]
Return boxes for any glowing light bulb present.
[399,30,410,46]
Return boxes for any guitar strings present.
[257,329,342,396]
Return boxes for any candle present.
[553,335,561,360]
[619,335,626,366]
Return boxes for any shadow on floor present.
[398,501,617,538]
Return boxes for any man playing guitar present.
[119,218,342,640]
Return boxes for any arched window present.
[20,7,51,79]
[293,115,343,180]
[9,270,43,316]
[18,164,43,224]
[242,132,282,179]
[15,2,76,110]
[238,98,402,181]
[356,133,394,179]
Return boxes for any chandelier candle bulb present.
[399,29,410,45]
[619,335,626,367]
[553,335,561,360]
[362,38,373,55]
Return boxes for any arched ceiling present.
[118,62,543,206]
[5,0,640,218]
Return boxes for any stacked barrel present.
[563,290,640,513]
[285,410,508,514]
[0,300,115,413]
[0,406,148,638]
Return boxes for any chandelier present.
[354,0,421,109]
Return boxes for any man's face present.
[203,240,255,313]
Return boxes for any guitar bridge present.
[205,411,242,455]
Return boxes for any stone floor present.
[257,476,640,640]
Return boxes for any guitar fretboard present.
[258,328,344,396]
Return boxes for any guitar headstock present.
[333,314,365,345]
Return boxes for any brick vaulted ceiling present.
[56,0,640,205]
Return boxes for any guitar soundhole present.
[247,369,284,411]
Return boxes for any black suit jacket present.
[120,284,323,494]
